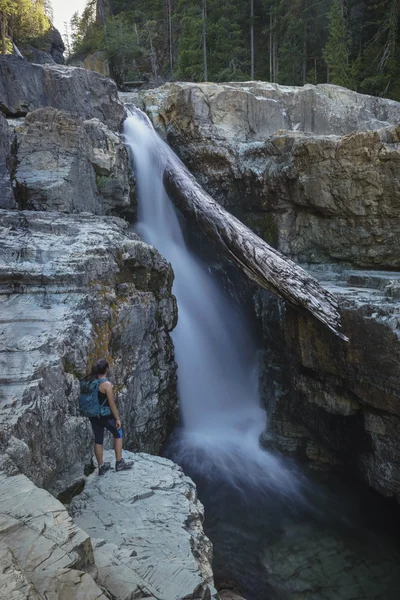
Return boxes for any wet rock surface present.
[258,267,400,501]
[13,107,131,215]
[0,470,107,600]
[0,210,177,492]
[0,56,124,130]
[70,450,216,600]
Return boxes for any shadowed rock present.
[0,471,107,600]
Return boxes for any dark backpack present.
[79,377,112,418]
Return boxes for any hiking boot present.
[116,458,133,472]
[98,462,111,476]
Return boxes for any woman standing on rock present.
[80,359,133,475]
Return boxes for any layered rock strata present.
[0,210,177,492]
[70,450,216,600]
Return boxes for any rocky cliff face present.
[136,81,400,503]
[0,56,124,131]
[11,108,131,215]
[0,57,219,600]
[0,57,178,492]
[0,210,177,492]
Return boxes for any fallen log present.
[129,106,348,340]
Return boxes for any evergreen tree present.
[323,0,353,88]
[0,0,51,54]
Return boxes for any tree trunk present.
[202,0,208,81]
[168,0,173,73]
[250,0,254,79]
[1,15,6,55]
[269,12,273,81]
[159,135,347,340]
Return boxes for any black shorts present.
[89,416,123,445]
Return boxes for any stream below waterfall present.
[123,111,400,600]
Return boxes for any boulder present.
[0,56,124,131]
[0,114,14,209]
[0,210,177,492]
[70,450,216,600]
[0,470,107,599]
[13,107,131,215]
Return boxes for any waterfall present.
[123,110,302,500]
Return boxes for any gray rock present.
[70,450,216,600]
[0,471,107,600]
[0,114,14,209]
[258,267,400,501]
[0,56,124,130]
[13,107,131,215]
[139,81,400,141]
[137,82,400,270]
[134,82,400,502]
[0,210,177,491]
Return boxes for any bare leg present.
[114,438,123,462]
[94,443,104,466]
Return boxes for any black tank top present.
[98,380,109,407]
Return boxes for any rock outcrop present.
[135,81,400,502]
[20,27,66,66]
[137,82,400,270]
[0,210,177,492]
[258,269,400,502]
[70,450,216,600]
[0,56,124,131]
[13,108,131,215]
[0,470,107,599]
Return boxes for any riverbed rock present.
[0,470,107,600]
[0,210,177,492]
[0,56,124,130]
[70,450,216,600]
[13,107,131,215]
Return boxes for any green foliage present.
[69,0,400,101]
[323,0,353,88]
[103,15,145,85]
[0,0,51,52]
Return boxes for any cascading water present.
[123,109,400,599]
[123,110,302,501]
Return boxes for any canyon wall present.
[136,81,400,502]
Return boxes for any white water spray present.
[124,110,302,499]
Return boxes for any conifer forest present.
[67,0,400,101]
